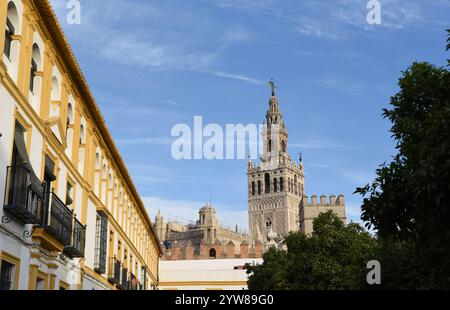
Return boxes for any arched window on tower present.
[264,173,271,194]
[282,140,286,153]
[268,139,272,153]
[265,218,272,233]
[280,177,284,192]
[251,181,255,196]
[274,178,278,193]
[294,175,298,195]
[258,180,262,195]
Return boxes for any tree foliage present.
[354,31,450,288]
[247,211,377,290]
[356,62,450,252]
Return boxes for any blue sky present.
[50,0,449,230]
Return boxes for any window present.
[29,44,41,94]
[265,218,272,232]
[209,248,217,258]
[280,177,284,192]
[251,181,255,196]
[66,182,73,206]
[4,2,19,60]
[66,103,73,136]
[36,277,45,290]
[94,211,108,274]
[264,173,271,194]
[268,139,272,153]
[79,124,85,145]
[4,17,14,59]
[29,58,37,93]
[274,178,278,193]
[141,267,147,290]
[257,180,262,195]
[0,261,14,290]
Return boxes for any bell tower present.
[248,80,304,242]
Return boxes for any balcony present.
[127,273,139,291]
[107,257,121,284]
[117,267,128,290]
[3,166,44,224]
[63,217,86,258]
[43,192,73,246]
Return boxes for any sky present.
[50,0,450,230]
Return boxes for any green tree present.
[356,32,450,288]
[356,64,450,248]
[247,211,377,290]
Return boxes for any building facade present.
[155,206,262,260]
[248,86,346,242]
[0,0,161,290]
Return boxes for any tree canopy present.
[247,211,377,290]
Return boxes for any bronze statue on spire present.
[268,78,277,96]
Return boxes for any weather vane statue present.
[268,78,277,96]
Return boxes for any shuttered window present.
[94,212,108,274]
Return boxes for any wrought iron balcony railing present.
[63,217,86,258]
[127,273,139,290]
[3,165,44,224]
[117,268,128,290]
[107,257,121,284]
[43,192,73,246]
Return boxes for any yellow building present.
[0,0,161,290]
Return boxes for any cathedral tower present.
[248,81,305,242]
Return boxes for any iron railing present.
[63,217,86,258]
[44,192,73,246]
[127,273,138,290]
[3,165,44,224]
[117,268,128,290]
[107,257,121,284]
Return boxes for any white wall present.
[159,258,263,290]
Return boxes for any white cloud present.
[221,27,252,45]
[211,71,265,85]
[101,35,216,71]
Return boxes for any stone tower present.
[248,84,305,242]
[199,205,219,244]
[154,210,167,242]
